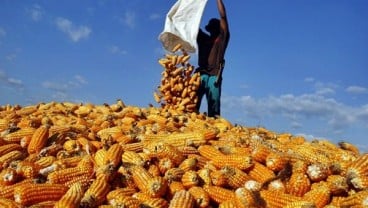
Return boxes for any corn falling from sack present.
[155,43,201,112]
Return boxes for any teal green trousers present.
[195,74,221,117]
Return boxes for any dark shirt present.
[197,29,229,75]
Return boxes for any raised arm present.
[217,0,229,34]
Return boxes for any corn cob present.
[168,181,185,198]
[234,187,257,207]
[0,150,24,169]
[0,197,22,208]
[27,125,49,154]
[139,197,169,208]
[54,182,84,208]
[306,163,330,182]
[0,144,23,157]
[47,158,94,187]
[283,201,317,208]
[121,142,144,152]
[303,182,331,208]
[326,175,349,195]
[168,190,195,208]
[210,169,227,187]
[197,145,224,159]
[108,195,141,207]
[106,187,136,201]
[144,142,184,165]
[346,153,368,189]
[286,171,311,197]
[212,154,253,170]
[260,189,302,208]
[266,152,290,172]
[267,179,286,193]
[181,170,199,188]
[148,163,161,177]
[338,141,360,156]
[0,119,9,132]
[121,150,145,167]
[188,186,210,208]
[247,161,276,184]
[178,157,197,172]
[0,168,19,186]
[250,143,271,163]
[221,166,251,188]
[103,143,123,168]
[339,190,368,207]
[14,183,68,206]
[164,167,185,182]
[197,168,211,185]
[130,165,154,191]
[0,178,35,199]
[203,185,236,204]
[145,176,168,198]
[80,174,111,207]
[218,200,237,208]
[3,127,36,143]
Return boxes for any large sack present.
[159,0,208,53]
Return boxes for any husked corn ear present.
[145,176,168,198]
[283,201,317,208]
[144,142,184,165]
[210,170,227,187]
[326,175,349,195]
[0,144,23,157]
[168,181,185,197]
[140,197,169,208]
[169,190,195,208]
[260,189,302,208]
[198,145,224,159]
[27,125,49,154]
[266,152,289,172]
[54,182,84,208]
[0,150,24,169]
[338,141,360,156]
[178,157,197,171]
[303,183,331,208]
[0,178,34,199]
[106,187,136,201]
[103,143,123,168]
[204,185,236,204]
[0,197,22,208]
[221,166,251,188]
[0,168,19,186]
[47,158,94,187]
[286,171,311,197]
[306,163,330,182]
[247,161,276,184]
[3,127,36,143]
[80,175,111,207]
[181,170,199,188]
[235,187,257,207]
[130,165,154,192]
[108,195,141,207]
[346,153,368,189]
[339,190,368,207]
[121,150,145,166]
[218,200,237,208]
[212,154,253,170]
[188,186,210,208]
[14,183,68,206]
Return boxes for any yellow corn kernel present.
[147,163,161,177]
[250,143,272,163]
[54,182,84,208]
[130,165,153,192]
[283,201,317,208]
[346,153,368,189]
[172,43,182,53]
[168,190,195,208]
[144,142,184,166]
[121,142,143,152]
[266,152,290,172]
[27,125,49,154]
[14,183,68,206]
[339,190,368,207]
[188,186,210,208]
[0,178,34,199]
[326,175,348,195]
[80,175,111,207]
[3,127,36,143]
[168,181,185,198]
[218,200,237,208]
[108,195,141,207]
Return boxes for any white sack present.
[159,0,208,53]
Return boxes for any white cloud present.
[110,45,127,55]
[0,70,24,90]
[42,75,88,92]
[120,11,136,28]
[346,85,367,94]
[28,4,43,22]
[149,13,161,20]
[223,91,366,133]
[0,27,6,37]
[55,17,91,42]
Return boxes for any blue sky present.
[1,0,367,152]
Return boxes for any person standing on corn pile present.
[195,0,230,117]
